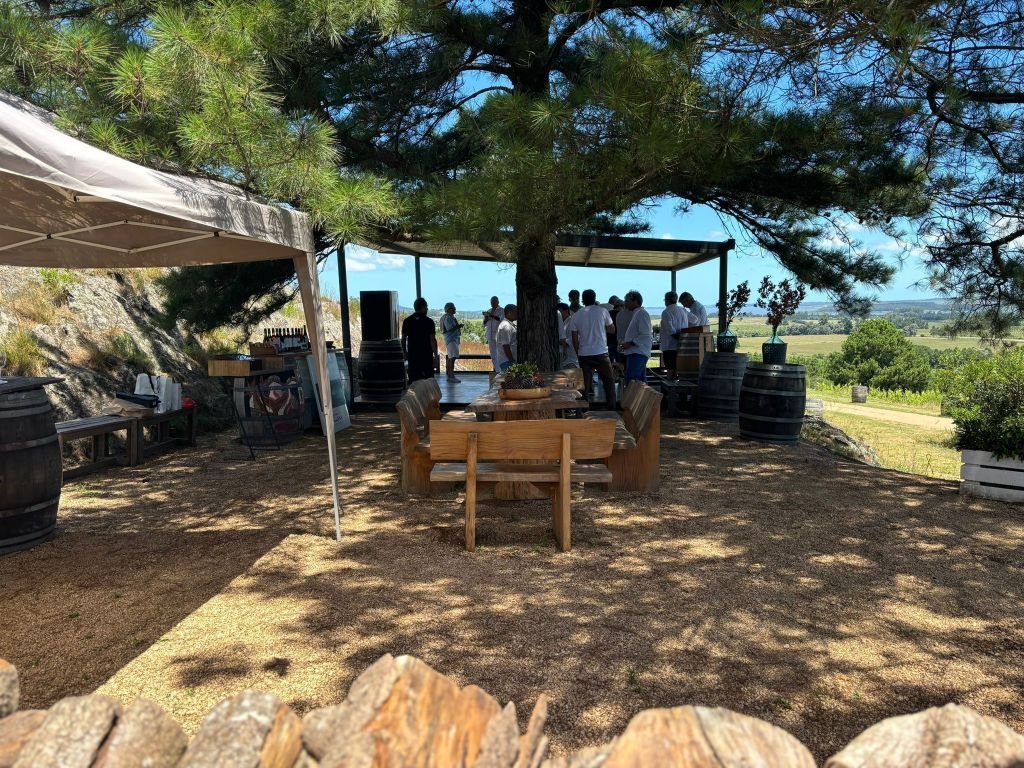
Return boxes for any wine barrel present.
[851,385,868,403]
[697,352,749,420]
[356,339,407,403]
[676,332,713,383]
[738,363,806,443]
[0,378,63,554]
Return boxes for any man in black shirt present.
[401,297,439,383]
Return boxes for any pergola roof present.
[366,234,735,271]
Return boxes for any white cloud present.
[344,244,409,272]
[660,232,675,239]
[424,257,458,269]
[706,229,726,239]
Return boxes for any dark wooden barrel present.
[356,340,407,403]
[1,378,63,554]
[698,352,749,420]
[738,363,806,443]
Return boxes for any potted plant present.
[755,276,806,364]
[716,281,751,353]
[499,362,551,400]
[945,350,1024,501]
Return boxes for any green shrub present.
[39,268,78,302]
[825,318,932,392]
[1,328,45,376]
[944,347,1024,460]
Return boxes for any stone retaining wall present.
[2,655,1023,767]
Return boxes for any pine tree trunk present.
[514,237,560,370]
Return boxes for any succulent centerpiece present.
[499,363,552,399]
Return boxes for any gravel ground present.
[1,414,1021,761]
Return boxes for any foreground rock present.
[1,655,1022,767]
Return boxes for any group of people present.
[399,289,708,404]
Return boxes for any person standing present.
[619,291,653,384]
[568,289,617,410]
[496,304,518,371]
[440,302,463,383]
[557,302,579,368]
[401,297,439,383]
[567,289,582,314]
[660,291,688,379]
[615,295,635,355]
[680,292,708,329]
[606,296,623,363]
[483,296,504,371]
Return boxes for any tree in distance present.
[826,319,933,392]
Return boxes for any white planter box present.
[960,450,1024,503]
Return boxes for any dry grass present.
[824,410,961,480]
[0,416,1021,763]
[5,282,64,326]
[0,327,45,375]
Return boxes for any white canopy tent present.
[0,91,344,541]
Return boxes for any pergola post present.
[717,241,734,333]
[671,269,677,294]
[414,255,422,299]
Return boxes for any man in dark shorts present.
[401,297,439,383]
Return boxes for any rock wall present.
[1,654,1023,767]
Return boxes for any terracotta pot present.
[499,386,552,400]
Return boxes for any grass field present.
[821,408,960,480]
[807,384,943,416]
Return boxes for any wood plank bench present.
[56,415,138,479]
[429,419,616,552]
[135,408,197,463]
[586,382,662,492]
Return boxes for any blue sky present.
[320,201,936,311]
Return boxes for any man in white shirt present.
[659,290,688,380]
[619,290,653,384]
[557,303,579,368]
[567,289,617,410]
[496,304,518,371]
[483,295,504,371]
[681,292,708,328]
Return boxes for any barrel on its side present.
[356,339,407,403]
[698,352,749,420]
[851,385,868,403]
[738,363,806,443]
[0,383,62,553]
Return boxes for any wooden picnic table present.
[467,383,588,498]
[467,387,588,421]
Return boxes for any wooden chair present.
[429,420,616,552]
[587,382,663,492]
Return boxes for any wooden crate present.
[249,342,276,356]
[254,355,284,371]
[208,358,254,377]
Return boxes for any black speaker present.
[360,290,400,341]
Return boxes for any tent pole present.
[414,255,422,299]
[295,252,344,542]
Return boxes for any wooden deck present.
[354,373,494,408]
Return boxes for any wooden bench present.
[586,382,663,492]
[429,419,616,552]
[56,415,138,479]
[396,385,470,496]
[135,408,197,463]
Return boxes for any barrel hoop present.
[0,525,56,549]
[0,433,59,452]
[0,494,61,518]
[740,429,800,442]
[740,386,806,396]
[739,414,804,424]
[0,404,53,419]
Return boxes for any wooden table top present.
[468,387,587,414]
[0,376,63,395]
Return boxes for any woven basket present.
[499,386,552,400]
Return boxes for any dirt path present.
[822,401,954,430]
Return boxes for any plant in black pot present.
[715,281,751,353]
[755,277,806,364]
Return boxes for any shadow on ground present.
[1,413,1021,762]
